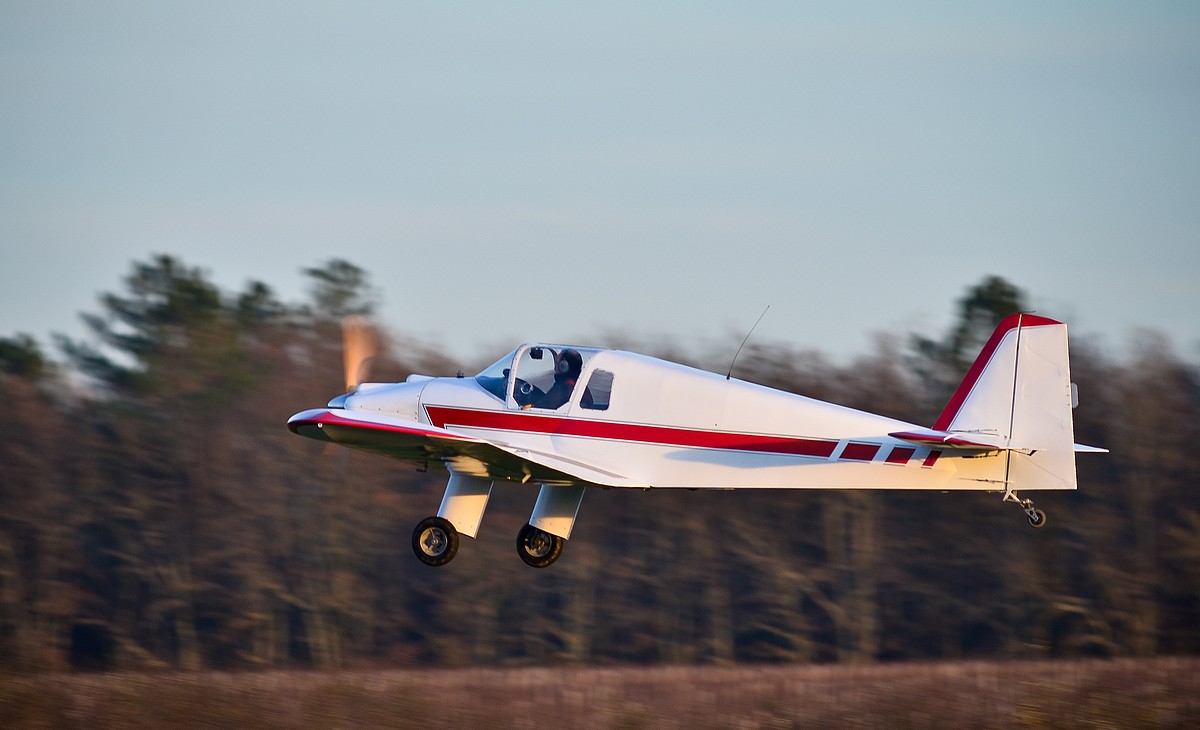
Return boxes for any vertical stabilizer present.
[935,314,1078,490]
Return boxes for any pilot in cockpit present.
[535,348,582,409]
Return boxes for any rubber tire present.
[413,516,459,566]
[1028,508,1048,529]
[516,523,564,568]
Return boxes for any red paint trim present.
[944,435,999,449]
[932,314,1063,431]
[889,429,1004,451]
[840,442,881,461]
[889,429,945,446]
[289,409,477,441]
[922,450,943,467]
[425,405,839,458]
[885,446,916,465]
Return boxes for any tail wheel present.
[1006,491,1049,530]
[516,523,564,568]
[413,516,459,566]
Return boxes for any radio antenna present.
[726,305,770,380]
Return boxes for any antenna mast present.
[726,305,771,380]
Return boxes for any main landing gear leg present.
[516,484,586,568]
[412,474,494,567]
[1003,488,1047,529]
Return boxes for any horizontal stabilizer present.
[889,428,1030,453]
[892,428,1109,457]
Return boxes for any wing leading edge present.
[287,408,639,487]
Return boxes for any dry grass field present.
[2,657,1198,729]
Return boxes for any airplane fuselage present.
[291,316,1100,567]
[337,347,1012,493]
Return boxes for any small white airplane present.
[289,314,1106,568]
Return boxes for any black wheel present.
[516,523,564,568]
[412,516,459,566]
[1028,508,1048,529]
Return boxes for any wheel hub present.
[419,527,448,556]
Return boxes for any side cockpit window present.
[581,369,613,411]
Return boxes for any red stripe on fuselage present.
[840,442,881,461]
[424,406,839,458]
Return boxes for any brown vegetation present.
[2,658,1198,729]
[1,262,1198,674]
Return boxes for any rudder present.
[935,314,1079,490]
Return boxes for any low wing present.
[287,409,640,487]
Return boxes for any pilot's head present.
[556,349,583,380]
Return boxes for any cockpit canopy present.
[475,344,609,410]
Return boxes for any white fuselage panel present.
[403,350,1016,491]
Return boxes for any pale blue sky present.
[3,1,1198,365]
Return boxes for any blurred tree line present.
[1,259,1197,672]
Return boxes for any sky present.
[2,1,1198,367]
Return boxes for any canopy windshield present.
[474,347,520,400]
[474,344,604,408]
